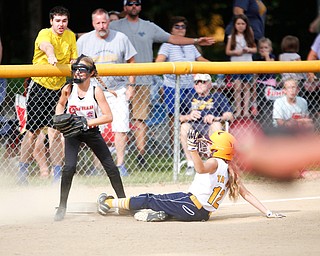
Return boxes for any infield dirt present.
[0,179,319,255]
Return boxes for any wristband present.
[187,146,198,151]
[193,38,199,45]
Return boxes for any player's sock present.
[107,198,130,210]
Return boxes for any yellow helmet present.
[209,130,236,161]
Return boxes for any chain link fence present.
[0,65,319,187]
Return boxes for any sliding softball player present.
[97,129,285,222]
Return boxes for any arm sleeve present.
[233,0,249,11]
[151,22,171,43]
[157,43,170,57]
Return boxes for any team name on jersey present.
[217,175,225,184]
[68,105,94,114]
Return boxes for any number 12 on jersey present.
[208,186,225,209]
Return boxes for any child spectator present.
[225,14,257,118]
[273,78,313,132]
[279,35,305,83]
[254,37,280,129]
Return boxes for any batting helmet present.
[209,130,236,161]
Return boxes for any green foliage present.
[6,78,25,96]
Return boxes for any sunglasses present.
[126,2,141,6]
[71,65,91,73]
[174,24,186,30]
[195,80,208,84]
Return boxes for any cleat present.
[54,207,66,221]
[185,166,195,176]
[134,210,168,222]
[97,193,114,215]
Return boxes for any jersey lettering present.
[217,175,225,183]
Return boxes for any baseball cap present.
[194,74,212,82]
[123,0,141,5]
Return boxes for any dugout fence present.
[0,61,320,187]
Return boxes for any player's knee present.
[104,165,119,177]
[62,165,76,177]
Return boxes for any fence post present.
[173,75,181,182]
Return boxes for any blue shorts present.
[164,86,195,115]
[129,192,210,221]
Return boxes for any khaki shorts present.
[131,85,150,121]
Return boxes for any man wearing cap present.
[109,0,215,167]
[180,74,234,175]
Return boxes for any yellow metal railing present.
[0,61,320,78]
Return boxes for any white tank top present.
[66,83,98,122]
[188,158,229,212]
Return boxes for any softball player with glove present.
[97,129,285,222]
[54,55,126,221]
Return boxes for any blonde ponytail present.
[227,161,240,201]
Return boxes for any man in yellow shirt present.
[18,6,77,184]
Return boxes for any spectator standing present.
[225,0,267,43]
[54,55,126,221]
[77,8,136,176]
[304,34,320,118]
[109,0,215,167]
[309,0,320,33]
[225,14,257,118]
[18,6,77,184]
[155,16,210,146]
[180,74,233,176]
[254,37,278,128]
[0,35,7,112]
[108,11,120,22]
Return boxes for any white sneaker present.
[185,166,195,176]
[134,210,168,222]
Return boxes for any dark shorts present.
[191,122,210,138]
[231,74,253,82]
[26,80,61,133]
[129,192,210,221]
[164,86,196,115]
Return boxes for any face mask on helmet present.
[197,137,213,157]
[71,64,93,83]
[71,54,96,84]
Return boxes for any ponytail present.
[227,161,240,201]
